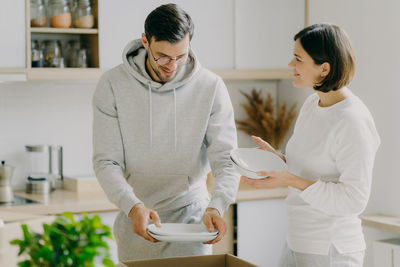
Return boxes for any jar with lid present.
[73,0,94,28]
[64,40,78,67]
[31,40,45,67]
[43,40,64,68]
[48,0,72,28]
[76,47,89,67]
[30,0,47,27]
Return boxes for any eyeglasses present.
[148,44,189,66]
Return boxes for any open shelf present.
[30,27,98,34]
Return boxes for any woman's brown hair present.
[294,23,356,92]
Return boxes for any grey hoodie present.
[93,39,239,216]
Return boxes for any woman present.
[242,24,380,267]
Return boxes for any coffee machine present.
[0,161,14,203]
[25,145,63,194]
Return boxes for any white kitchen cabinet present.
[0,216,55,267]
[234,0,305,69]
[0,0,26,68]
[374,239,400,267]
[237,199,288,267]
[98,0,234,70]
[97,211,119,264]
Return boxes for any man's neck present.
[145,56,162,83]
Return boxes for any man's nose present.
[165,59,178,69]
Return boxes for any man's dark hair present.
[145,3,194,44]
[294,23,355,92]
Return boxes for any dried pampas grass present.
[236,89,297,150]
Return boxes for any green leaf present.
[103,258,115,267]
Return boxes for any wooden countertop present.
[361,214,400,234]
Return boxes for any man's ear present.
[141,33,148,49]
[321,62,330,78]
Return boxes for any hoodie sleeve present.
[92,74,142,216]
[205,77,240,216]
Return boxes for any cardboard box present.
[118,254,257,267]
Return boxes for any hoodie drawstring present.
[148,83,153,148]
[173,88,177,152]
[148,84,177,152]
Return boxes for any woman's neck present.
[316,87,352,107]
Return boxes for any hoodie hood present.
[121,39,201,151]
[122,39,200,91]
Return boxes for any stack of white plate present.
[230,148,288,179]
[147,223,218,242]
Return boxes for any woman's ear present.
[321,62,330,77]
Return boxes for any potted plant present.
[10,212,114,267]
[236,89,297,150]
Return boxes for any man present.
[92,3,239,261]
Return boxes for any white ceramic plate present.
[230,148,287,173]
[232,161,267,179]
[148,231,217,242]
[147,223,218,236]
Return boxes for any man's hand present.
[202,207,226,244]
[128,203,161,242]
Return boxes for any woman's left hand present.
[241,170,293,189]
[242,170,315,191]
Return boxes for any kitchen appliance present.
[25,145,63,194]
[0,195,40,206]
[0,161,14,203]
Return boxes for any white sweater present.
[285,91,380,255]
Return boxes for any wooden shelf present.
[27,68,104,80]
[30,27,99,34]
[361,214,400,234]
[213,69,293,80]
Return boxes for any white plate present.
[148,231,217,242]
[230,148,287,173]
[147,223,218,236]
[233,161,267,179]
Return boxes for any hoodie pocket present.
[128,174,189,209]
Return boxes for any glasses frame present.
[147,44,190,66]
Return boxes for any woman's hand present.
[251,136,286,162]
[241,170,292,189]
[241,170,315,191]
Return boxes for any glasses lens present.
[157,57,170,66]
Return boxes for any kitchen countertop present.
[0,181,289,223]
[361,214,400,234]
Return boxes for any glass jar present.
[43,40,64,67]
[76,47,89,68]
[31,40,45,67]
[65,40,81,67]
[48,0,72,28]
[30,0,47,27]
[73,0,94,28]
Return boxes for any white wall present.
[0,81,97,189]
[305,1,400,266]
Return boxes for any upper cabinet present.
[0,0,26,68]
[98,0,234,70]
[0,0,306,80]
[234,0,305,69]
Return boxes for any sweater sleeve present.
[300,115,380,217]
[205,78,240,216]
[92,74,142,216]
